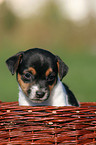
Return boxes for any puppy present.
[6,48,79,106]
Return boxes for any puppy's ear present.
[56,56,68,81]
[6,52,23,75]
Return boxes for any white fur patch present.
[18,79,70,106]
[29,85,39,100]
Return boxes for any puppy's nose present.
[36,91,45,98]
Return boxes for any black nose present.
[36,91,45,98]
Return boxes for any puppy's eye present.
[24,73,31,79]
[47,73,56,85]
[22,72,32,82]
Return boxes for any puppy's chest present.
[50,80,68,106]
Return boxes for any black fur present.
[56,56,68,80]
[6,52,23,75]
[64,83,79,106]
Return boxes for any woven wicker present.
[0,101,96,145]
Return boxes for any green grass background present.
[0,2,96,102]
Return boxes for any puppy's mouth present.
[30,97,48,103]
[31,99,44,103]
[29,92,49,103]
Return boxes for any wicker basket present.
[0,101,96,145]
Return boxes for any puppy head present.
[6,48,68,103]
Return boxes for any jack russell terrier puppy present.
[6,48,79,106]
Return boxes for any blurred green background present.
[0,0,96,102]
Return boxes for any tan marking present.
[49,79,56,92]
[27,67,36,75]
[57,61,59,73]
[57,61,62,80]
[45,68,52,77]
[17,73,31,96]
